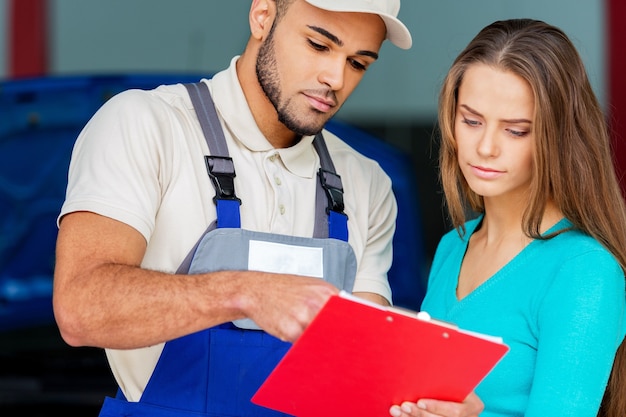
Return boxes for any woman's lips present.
[470,165,504,179]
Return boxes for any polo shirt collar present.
[209,56,317,179]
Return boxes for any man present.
[53,1,482,416]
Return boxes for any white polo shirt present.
[59,56,397,401]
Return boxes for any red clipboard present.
[251,291,508,417]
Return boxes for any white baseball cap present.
[304,0,412,49]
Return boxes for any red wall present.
[9,0,48,77]
[608,0,626,196]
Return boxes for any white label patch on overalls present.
[248,240,324,278]
[187,228,357,329]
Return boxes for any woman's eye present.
[508,129,529,137]
[462,118,479,127]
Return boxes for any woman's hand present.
[389,392,484,417]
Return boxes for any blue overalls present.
[97,82,358,417]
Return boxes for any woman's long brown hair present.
[437,19,626,417]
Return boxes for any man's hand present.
[389,392,484,417]
[239,274,339,342]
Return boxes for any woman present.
[394,18,625,417]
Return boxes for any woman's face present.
[454,63,536,203]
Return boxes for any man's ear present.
[249,0,276,40]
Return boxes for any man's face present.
[256,0,386,136]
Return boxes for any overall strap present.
[313,134,348,241]
[184,82,241,228]
[184,81,348,241]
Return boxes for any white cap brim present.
[304,0,413,49]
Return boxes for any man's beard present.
[256,29,325,137]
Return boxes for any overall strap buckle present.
[205,155,241,205]
[318,168,345,214]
